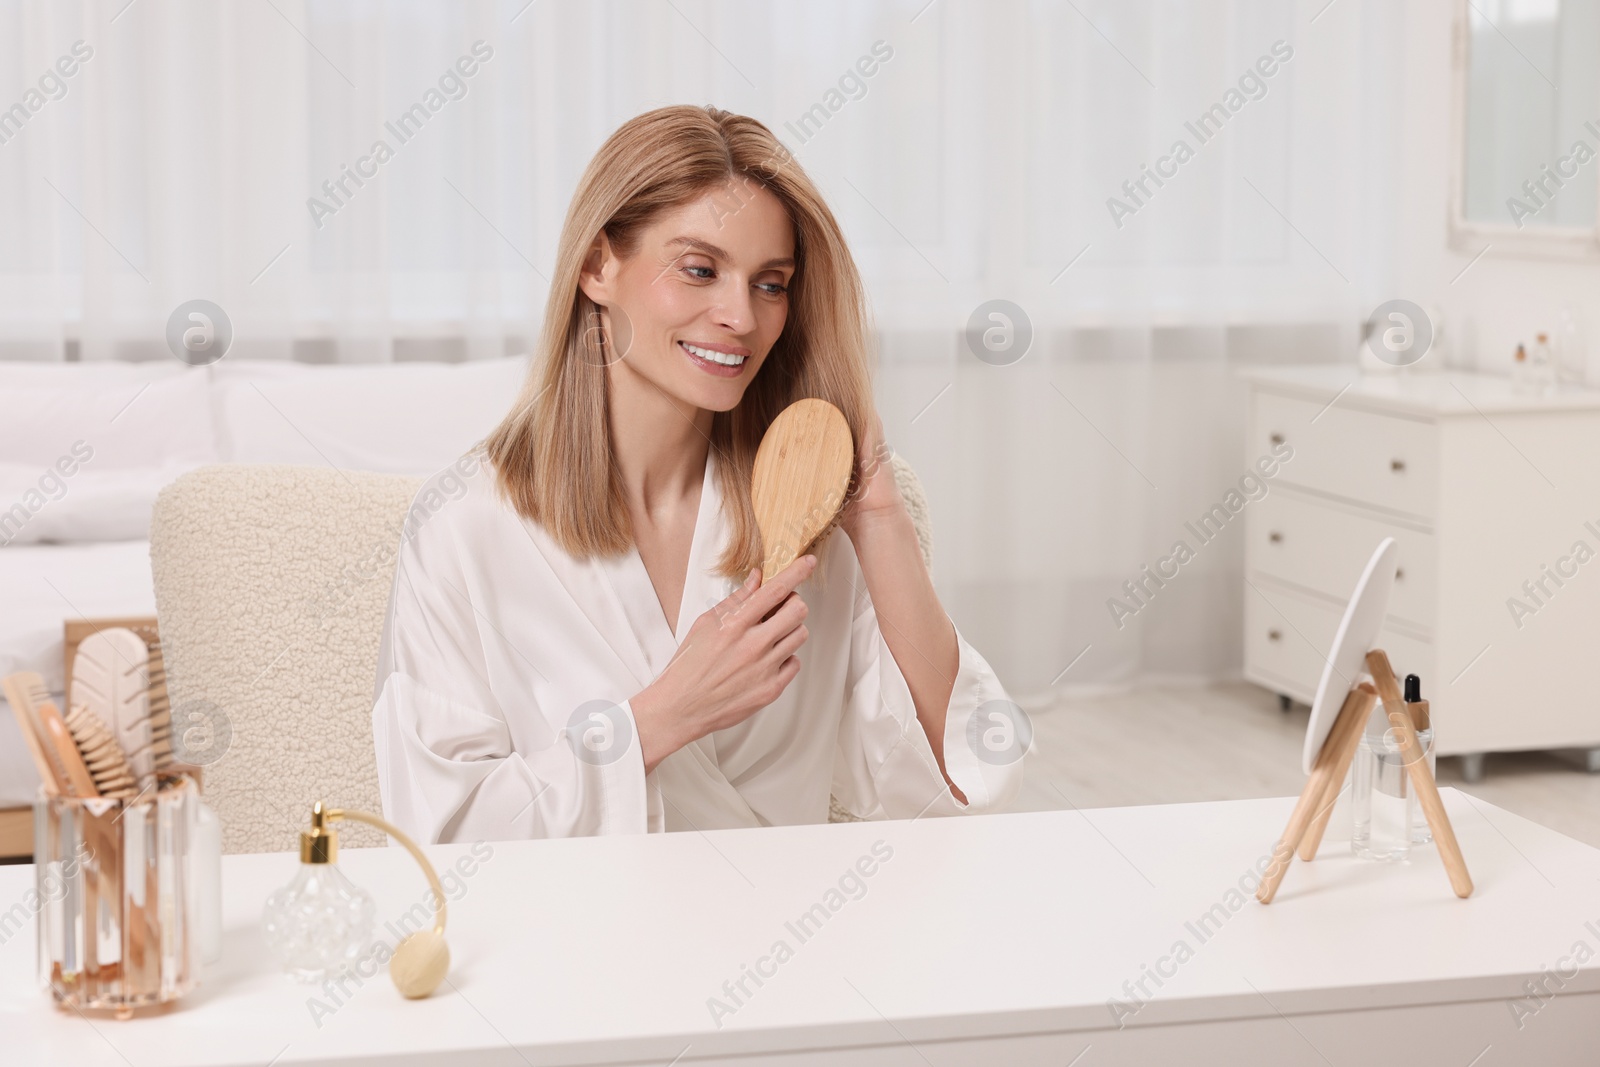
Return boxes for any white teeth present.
[681,341,747,366]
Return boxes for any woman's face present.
[581,178,796,413]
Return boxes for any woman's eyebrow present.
[667,236,795,269]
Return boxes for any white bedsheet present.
[0,540,156,807]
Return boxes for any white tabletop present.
[1237,364,1600,416]
[4,789,1599,1065]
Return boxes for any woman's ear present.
[577,232,616,306]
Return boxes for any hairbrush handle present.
[38,700,99,798]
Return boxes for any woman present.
[372,105,1025,843]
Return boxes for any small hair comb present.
[64,703,139,800]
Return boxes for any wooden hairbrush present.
[751,398,855,580]
[71,627,174,792]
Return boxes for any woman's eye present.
[679,259,786,294]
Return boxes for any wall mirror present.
[1451,0,1600,255]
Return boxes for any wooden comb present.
[64,703,139,799]
[145,639,176,782]
[751,398,855,580]
[2,671,65,796]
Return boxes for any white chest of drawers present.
[1239,366,1600,779]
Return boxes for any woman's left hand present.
[839,409,904,539]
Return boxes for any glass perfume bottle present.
[262,801,376,983]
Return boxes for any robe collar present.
[594,446,732,686]
[593,447,763,830]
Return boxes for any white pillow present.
[0,368,216,471]
[211,357,530,475]
[0,461,194,545]
[0,359,189,388]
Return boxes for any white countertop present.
[1237,364,1600,416]
[4,790,1598,1065]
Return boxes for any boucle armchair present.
[148,455,933,854]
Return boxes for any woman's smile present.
[678,339,750,377]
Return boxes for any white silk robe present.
[371,448,1025,843]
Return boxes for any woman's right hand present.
[631,554,816,774]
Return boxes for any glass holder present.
[34,774,202,1019]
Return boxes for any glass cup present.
[33,774,203,1019]
[1351,707,1435,863]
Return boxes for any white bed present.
[0,353,531,810]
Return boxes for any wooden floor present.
[1016,681,1600,850]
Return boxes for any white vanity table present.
[4,792,1599,1065]
[1240,365,1600,779]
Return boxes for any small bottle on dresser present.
[1531,332,1556,394]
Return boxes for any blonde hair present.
[484,105,873,579]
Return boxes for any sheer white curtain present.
[0,0,1404,693]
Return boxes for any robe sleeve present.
[831,566,1026,820]
[371,503,649,844]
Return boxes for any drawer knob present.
[1270,433,1285,445]
[1391,458,1406,472]
[1267,629,1282,642]
[1268,531,1283,544]
[1396,567,1405,581]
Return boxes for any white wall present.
[1399,0,1600,381]
[8,0,1591,700]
